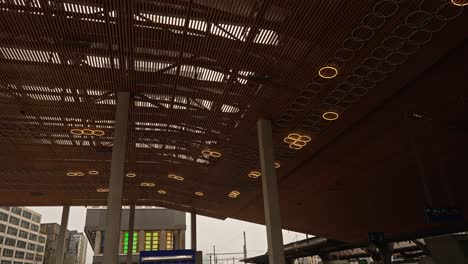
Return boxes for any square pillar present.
[159,230,167,250]
[103,92,130,264]
[55,206,70,264]
[94,231,102,255]
[179,230,186,250]
[257,120,285,264]
[139,230,145,252]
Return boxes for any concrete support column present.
[425,235,468,264]
[139,230,145,252]
[174,231,179,250]
[159,230,167,250]
[191,213,197,250]
[257,120,285,264]
[180,230,186,250]
[119,232,124,254]
[127,204,136,264]
[378,243,393,264]
[103,92,130,264]
[94,231,102,255]
[55,206,70,264]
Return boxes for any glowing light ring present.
[70,128,105,137]
[140,182,155,187]
[67,171,84,177]
[201,149,221,158]
[274,162,281,169]
[451,0,468,7]
[88,170,99,175]
[97,188,109,193]
[158,190,167,194]
[283,133,311,150]
[322,112,340,121]
[228,191,240,198]
[126,173,136,178]
[195,192,204,196]
[248,171,261,179]
[318,66,338,79]
[168,174,184,181]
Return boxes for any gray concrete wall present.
[85,208,186,232]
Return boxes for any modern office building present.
[40,224,87,264]
[0,207,47,264]
[84,207,186,264]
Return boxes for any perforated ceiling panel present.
[0,0,467,241]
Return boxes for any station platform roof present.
[0,0,467,242]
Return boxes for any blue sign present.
[426,207,464,223]
[139,250,196,264]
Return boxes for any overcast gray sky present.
[29,207,306,264]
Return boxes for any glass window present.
[36,245,44,252]
[28,234,37,242]
[7,227,18,236]
[31,215,40,223]
[18,231,28,239]
[0,224,6,233]
[25,253,34,260]
[3,248,14,257]
[16,240,26,249]
[27,243,35,251]
[21,211,32,220]
[8,216,19,226]
[144,231,159,251]
[0,212,8,222]
[166,231,174,250]
[35,254,42,261]
[122,231,138,254]
[0,235,4,244]
[19,221,30,230]
[1,260,12,264]
[0,207,10,211]
[38,236,46,243]
[30,224,39,232]
[14,251,24,259]
[5,238,16,246]
[10,208,22,216]
[13,262,22,264]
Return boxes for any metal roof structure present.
[0,0,467,242]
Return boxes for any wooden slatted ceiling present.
[0,0,467,241]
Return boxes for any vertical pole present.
[179,230,186,250]
[213,246,216,264]
[191,213,197,250]
[257,120,285,264]
[103,92,130,264]
[55,206,70,264]
[159,230,166,250]
[127,204,135,264]
[94,231,102,255]
[243,232,247,260]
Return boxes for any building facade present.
[0,207,47,264]
[40,224,87,264]
[85,208,186,264]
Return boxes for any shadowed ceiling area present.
[0,0,467,242]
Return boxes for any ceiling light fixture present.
[201,149,221,158]
[322,111,339,121]
[451,0,468,6]
[66,171,84,177]
[168,174,184,181]
[195,192,204,196]
[283,133,311,150]
[318,66,338,79]
[96,188,109,193]
[126,172,136,178]
[228,191,240,198]
[70,128,105,136]
[158,190,167,194]
[88,170,99,175]
[248,171,261,179]
[140,182,155,187]
[274,162,281,169]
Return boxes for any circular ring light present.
[168,174,184,181]
[126,172,136,178]
[140,182,155,187]
[75,172,84,177]
[248,171,261,178]
[70,129,82,135]
[451,0,468,6]
[88,170,99,175]
[97,188,109,193]
[66,172,77,177]
[274,162,281,169]
[195,192,204,196]
[69,128,105,137]
[201,149,221,158]
[158,190,167,194]
[319,66,338,79]
[284,133,311,150]
[322,111,340,121]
